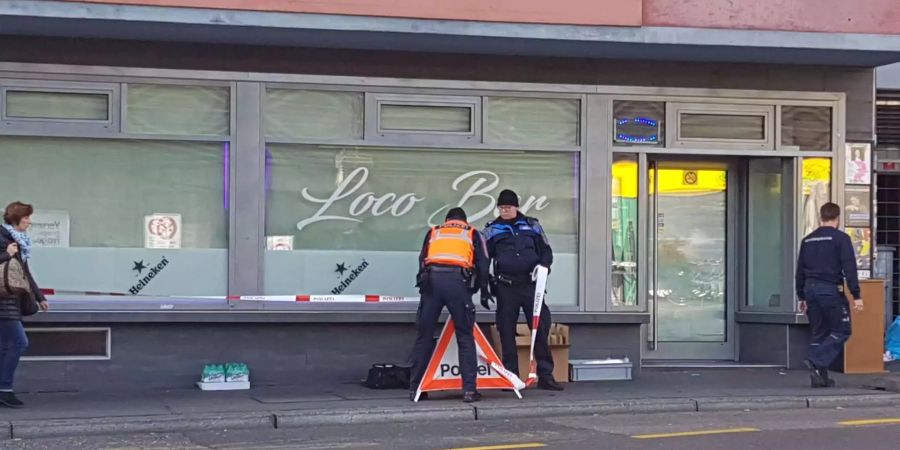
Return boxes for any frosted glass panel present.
[127,84,230,135]
[6,90,108,121]
[266,89,363,140]
[380,104,472,132]
[487,97,579,146]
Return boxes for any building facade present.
[875,62,900,320]
[1,0,899,391]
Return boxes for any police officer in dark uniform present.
[409,207,492,403]
[796,202,864,388]
[483,189,563,391]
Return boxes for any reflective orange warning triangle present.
[414,320,525,402]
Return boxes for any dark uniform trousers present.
[409,269,478,393]
[495,281,554,379]
[804,281,852,369]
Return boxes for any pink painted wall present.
[644,0,900,35]
[72,0,643,26]
[68,0,900,34]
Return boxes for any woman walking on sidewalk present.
[0,201,49,408]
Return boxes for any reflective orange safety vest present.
[425,220,475,269]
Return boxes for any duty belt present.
[496,273,532,286]
[807,279,844,292]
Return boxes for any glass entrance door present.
[646,159,736,360]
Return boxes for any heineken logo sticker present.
[331,259,369,295]
[129,256,170,295]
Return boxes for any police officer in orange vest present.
[409,207,492,403]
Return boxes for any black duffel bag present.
[362,364,410,389]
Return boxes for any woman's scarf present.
[2,224,31,262]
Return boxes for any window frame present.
[0,80,119,134]
[668,102,775,150]
[608,152,642,312]
[365,93,482,145]
[740,157,798,314]
[776,102,838,152]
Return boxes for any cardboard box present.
[489,323,570,383]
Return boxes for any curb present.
[695,396,809,412]
[9,412,274,440]
[474,398,697,420]
[7,393,900,440]
[276,405,475,428]
[807,393,900,409]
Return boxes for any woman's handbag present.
[0,255,39,316]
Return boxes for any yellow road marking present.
[632,427,760,439]
[839,418,900,426]
[443,444,546,450]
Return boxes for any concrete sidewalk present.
[4,367,900,440]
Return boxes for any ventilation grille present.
[878,90,900,149]
[22,328,110,360]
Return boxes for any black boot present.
[0,392,24,408]
[804,359,827,388]
[821,369,836,388]
[462,391,482,403]
[538,377,565,391]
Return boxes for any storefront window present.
[801,158,832,237]
[0,137,228,297]
[747,159,785,308]
[611,154,638,306]
[264,145,580,306]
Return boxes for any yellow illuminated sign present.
[612,161,726,198]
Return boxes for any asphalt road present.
[3,406,900,450]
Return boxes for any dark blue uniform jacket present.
[795,226,861,300]
[482,214,553,278]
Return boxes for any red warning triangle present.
[414,321,525,401]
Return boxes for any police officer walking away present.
[796,202,864,388]
[484,189,564,391]
[409,207,492,403]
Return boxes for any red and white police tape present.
[40,289,419,303]
[227,295,418,303]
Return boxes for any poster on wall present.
[144,213,182,249]
[847,227,872,277]
[844,186,871,227]
[845,143,872,185]
[29,210,70,248]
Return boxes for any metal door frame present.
[644,155,740,361]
